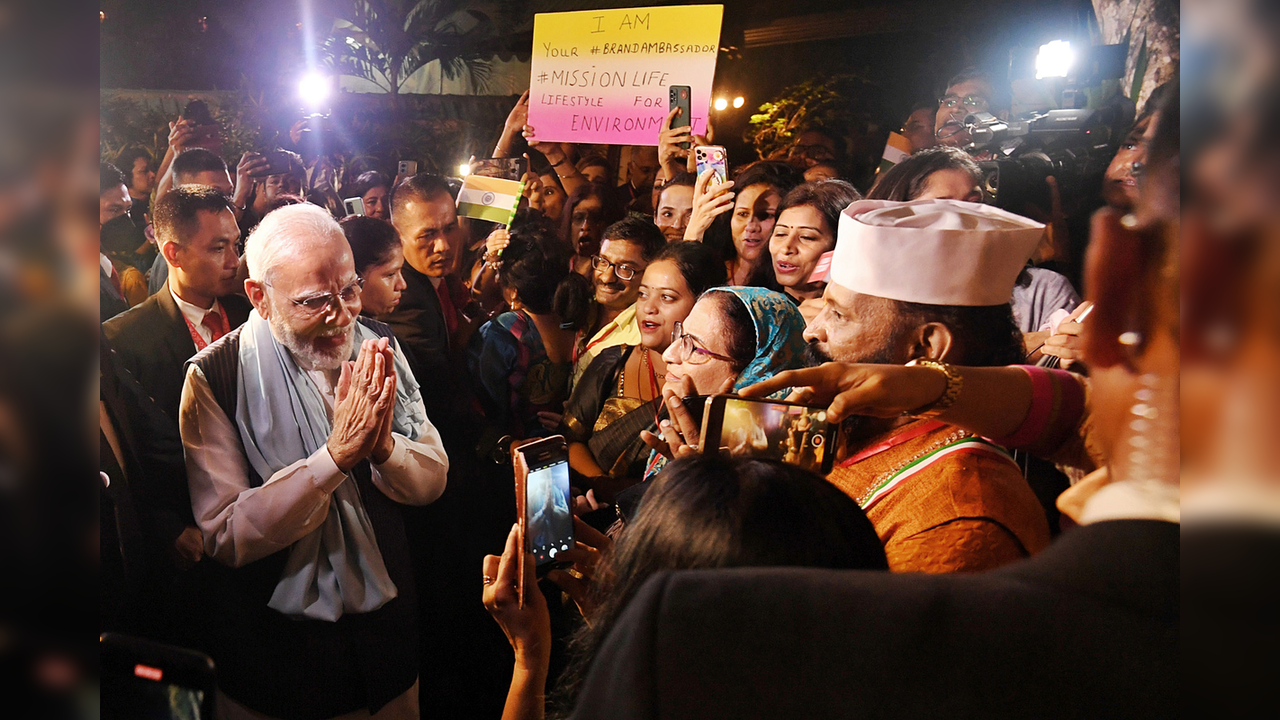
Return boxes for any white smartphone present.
[343,197,365,216]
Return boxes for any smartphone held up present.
[512,436,575,608]
[699,395,837,474]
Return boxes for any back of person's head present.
[390,172,452,220]
[732,160,804,194]
[601,216,666,262]
[501,211,592,327]
[658,171,695,192]
[779,179,862,231]
[152,185,234,247]
[554,455,886,712]
[866,146,982,201]
[171,148,229,185]
[651,241,727,296]
[115,147,152,180]
[100,161,126,195]
[349,170,391,199]
[340,215,400,275]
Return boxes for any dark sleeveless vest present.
[188,317,418,720]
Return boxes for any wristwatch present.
[904,358,962,419]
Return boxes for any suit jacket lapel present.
[155,288,199,365]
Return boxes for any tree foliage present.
[745,73,883,161]
[321,0,523,97]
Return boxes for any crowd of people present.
[99,55,1181,720]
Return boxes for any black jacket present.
[102,287,251,544]
[571,519,1178,720]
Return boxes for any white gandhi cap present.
[822,198,1046,306]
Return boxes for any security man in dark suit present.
[102,186,251,616]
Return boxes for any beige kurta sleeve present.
[181,363,349,568]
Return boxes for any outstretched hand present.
[740,362,947,423]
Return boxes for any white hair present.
[245,203,347,282]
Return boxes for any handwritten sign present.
[528,5,723,146]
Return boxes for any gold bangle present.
[904,358,962,418]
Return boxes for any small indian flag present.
[456,174,524,225]
[877,131,913,174]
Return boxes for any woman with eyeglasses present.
[640,286,808,478]
[561,241,726,500]
[340,216,407,319]
[559,181,625,277]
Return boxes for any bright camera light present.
[457,163,471,176]
[713,97,728,111]
[298,73,331,108]
[732,96,745,108]
[1035,40,1075,80]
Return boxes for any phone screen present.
[524,453,574,565]
[702,397,835,474]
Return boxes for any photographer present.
[934,67,1008,152]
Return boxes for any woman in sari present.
[561,241,726,498]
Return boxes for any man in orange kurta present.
[806,198,1053,573]
[826,419,1049,572]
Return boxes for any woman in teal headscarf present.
[639,286,808,479]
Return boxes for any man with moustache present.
[104,186,254,601]
[803,199,1050,573]
[934,67,1007,150]
[571,217,666,386]
[179,203,447,719]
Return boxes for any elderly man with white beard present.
[179,203,447,720]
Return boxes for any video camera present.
[962,102,1133,215]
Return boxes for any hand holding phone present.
[512,436,574,608]
[695,146,728,186]
[700,395,836,474]
[480,524,552,657]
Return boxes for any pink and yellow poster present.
[528,5,724,146]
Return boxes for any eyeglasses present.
[267,277,364,316]
[938,95,990,111]
[671,321,735,365]
[592,255,641,281]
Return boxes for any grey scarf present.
[235,311,426,621]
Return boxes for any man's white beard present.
[269,311,355,371]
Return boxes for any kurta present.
[827,420,1050,574]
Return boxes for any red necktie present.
[201,309,227,344]
[435,280,458,335]
[109,265,123,295]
